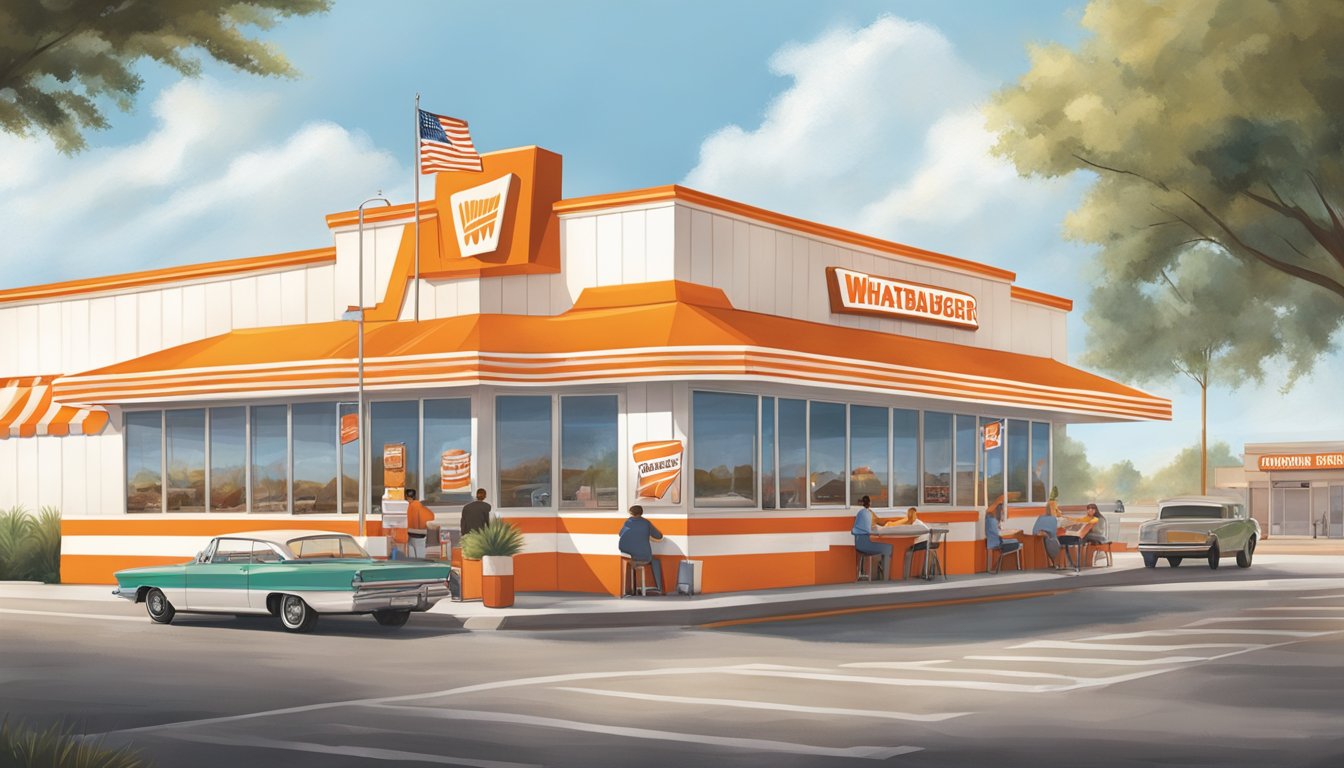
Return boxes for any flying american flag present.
[418,109,483,173]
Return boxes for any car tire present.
[279,594,318,633]
[1167,557,1183,567]
[145,588,175,624]
[1142,552,1158,568]
[1208,543,1220,570]
[1237,538,1255,568]
[373,610,411,627]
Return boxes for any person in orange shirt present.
[405,488,435,559]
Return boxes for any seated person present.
[1031,501,1064,569]
[618,504,664,594]
[985,500,1022,568]
[851,495,899,579]
[1058,503,1102,568]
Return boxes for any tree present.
[1141,441,1242,501]
[1050,425,1094,500]
[0,0,330,153]
[989,0,1344,387]
[1082,247,1281,492]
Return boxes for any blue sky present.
[0,0,1339,476]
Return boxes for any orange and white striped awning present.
[0,376,109,438]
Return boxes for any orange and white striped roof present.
[52,282,1170,423]
[0,376,109,439]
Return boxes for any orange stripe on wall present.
[61,555,190,585]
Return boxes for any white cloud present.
[0,78,405,286]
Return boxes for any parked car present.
[1138,496,1259,570]
[113,530,454,632]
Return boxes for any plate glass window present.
[496,395,553,508]
[777,398,806,509]
[1007,419,1030,502]
[250,405,288,513]
[165,409,205,512]
[954,414,977,506]
[209,407,245,512]
[1030,422,1051,502]
[560,395,618,509]
[809,401,846,506]
[424,398,472,505]
[891,409,918,507]
[125,411,163,513]
[370,400,419,513]
[849,405,888,507]
[922,412,952,505]
[761,397,776,510]
[292,402,338,514]
[692,391,757,507]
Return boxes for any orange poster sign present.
[1258,453,1344,471]
[383,443,406,489]
[340,413,359,445]
[441,449,471,491]
[983,421,1003,451]
[633,440,683,503]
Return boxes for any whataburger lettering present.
[826,266,979,330]
[1258,453,1344,471]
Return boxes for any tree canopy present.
[989,0,1344,385]
[0,0,330,153]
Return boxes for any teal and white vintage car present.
[1138,496,1260,570]
[113,530,455,632]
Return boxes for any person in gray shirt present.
[460,488,492,536]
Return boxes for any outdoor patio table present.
[873,524,950,580]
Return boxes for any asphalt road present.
[3,555,1343,768]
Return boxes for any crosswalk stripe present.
[551,686,969,722]
[158,732,539,768]
[368,704,921,760]
[1300,593,1344,600]
[1184,616,1344,626]
[1252,606,1344,611]
[1011,640,1266,653]
[1088,629,1330,639]
[842,661,1078,681]
[965,654,1206,666]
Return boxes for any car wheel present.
[1167,557,1183,567]
[145,588,175,624]
[279,595,318,633]
[373,610,411,627]
[1142,552,1158,568]
[1237,538,1255,568]
[1207,543,1220,570]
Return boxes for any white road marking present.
[551,686,969,722]
[841,661,1078,681]
[965,654,1207,666]
[368,704,920,760]
[0,607,141,623]
[1010,640,1266,653]
[157,732,539,768]
[712,665,1165,693]
[1250,606,1344,611]
[1184,616,1344,627]
[1300,593,1344,600]
[1088,628,1331,640]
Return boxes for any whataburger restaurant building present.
[0,146,1171,594]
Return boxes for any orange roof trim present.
[554,185,1018,283]
[0,247,336,305]
[1,376,108,438]
[1011,285,1074,312]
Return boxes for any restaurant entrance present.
[1271,483,1311,536]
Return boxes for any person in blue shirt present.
[1031,500,1063,569]
[985,499,1022,569]
[619,505,664,594]
[851,495,898,580]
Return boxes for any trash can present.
[676,559,702,596]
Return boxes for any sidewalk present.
[1255,536,1344,556]
[0,554,1147,632]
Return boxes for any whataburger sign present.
[826,267,979,329]
[1258,452,1344,471]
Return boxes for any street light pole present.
[355,195,390,538]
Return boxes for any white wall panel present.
[16,305,39,373]
[280,270,306,326]
[161,287,183,350]
[100,423,122,515]
[303,265,334,324]
[790,234,809,320]
[625,383,647,449]
[204,281,232,337]
[61,436,85,514]
[806,240,831,324]
[645,206,676,282]
[730,219,750,309]
[37,303,61,373]
[748,225,774,315]
[87,298,116,369]
[0,309,16,375]
[62,301,89,375]
[255,273,283,327]
[135,292,161,358]
[595,214,623,286]
[374,228,403,306]
[526,274,552,316]
[1051,310,1068,362]
[14,438,38,511]
[499,275,529,315]
[457,278,481,315]
[230,276,258,330]
[621,210,647,284]
[479,274,503,314]
[85,431,104,514]
[0,435,16,509]
[646,382,674,439]
[113,295,137,361]
[673,205,691,283]
[431,279,454,318]
[711,213,734,301]
[181,284,207,344]
[563,217,598,304]
[773,232,793,319]
[689,209,713,285]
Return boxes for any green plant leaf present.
[460,519,524,560]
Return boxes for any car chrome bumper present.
[1139,543,1213,555]
[352,582,451,613]
[111,586,136,602]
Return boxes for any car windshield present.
[285,535,370,559]
[1159,504,1225,520]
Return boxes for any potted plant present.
[460,519,525,608]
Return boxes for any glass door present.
[1330,486,1343,539]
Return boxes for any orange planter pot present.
[481,555,515,608]
[461,557,483,601]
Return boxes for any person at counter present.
[1058,503,1103,569]
[619,505,665,595]
[852,495,900,580]
[1032,501,1064,569]
[985,500,1022,567]
[461,488,492,536]
[405,488,435,559]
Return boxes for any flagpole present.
[413,92,421,322]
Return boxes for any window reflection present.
[497,396,552,508]
[250,405,288,513]
[339,402,359,514]
[778,399,806,509]
[981,416,1004,503]
[809,401,845,506]
[371,401,419,513]
[955,414,977,506]
[292,403,338,514]
[692,392,757,507]
[922,412,952,505]
[165,409,205,512]
[1007,418,1030,502]
[560,395,618,509]
[1031,421,1051,502]
[209,408,245,512]
[892,409,918,507]
[849,405,887,507]
[125,411,162,513]
[761,397,776,509]
[424,398,472,505]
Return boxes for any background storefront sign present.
[450,174,515,258]
[1258,452,1344,471]
[826,266,979,329]
[983,420,1003,451]
[633,440,683,503]
[339,412,359,445]
[441,449,471,491]
[383,443,406,490]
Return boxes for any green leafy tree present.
[1050,425,1094,501]
[0,0,330,153]
[1141,441,1242,501]
[989,0,1344,389]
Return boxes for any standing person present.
[851,495,898,580]
[618,505,664,594]
[404,488,435,559]
[460,488,492,537]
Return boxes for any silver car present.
[1139,495,1260,570]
